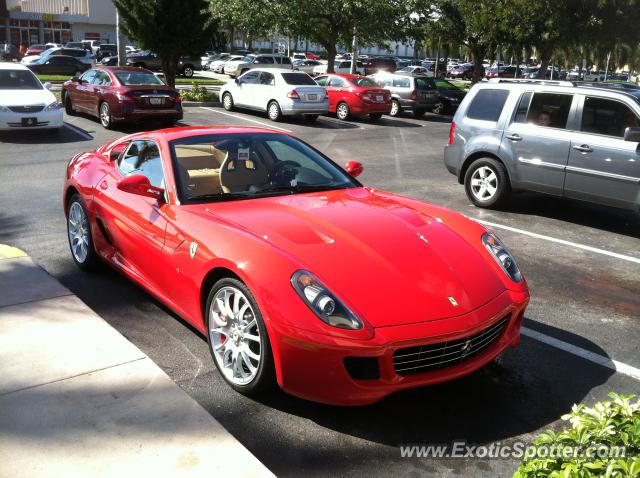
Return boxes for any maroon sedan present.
[62,66,183,129]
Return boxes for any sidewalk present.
[0,245,274,478]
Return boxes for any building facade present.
[1,0,117,46]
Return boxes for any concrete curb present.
[182,101,221,107]
[0,244,275,478]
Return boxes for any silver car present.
[444,78,640,211]
[368,72,438,117]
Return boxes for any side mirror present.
[235,78,241,84]
[346,160,363,178]
[117,174,165,201]
[44,82,52,90]
[623,127,640,142]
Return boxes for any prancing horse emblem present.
[189,242,198,259]
[448,296,459,307]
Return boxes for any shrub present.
[179,83,219,103]
[514,393,640,478]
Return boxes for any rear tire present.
[336,102,350,120]
[182,65,194,78]
[99,101,112,129]
[464,157,511,208]
[267,101,282,121]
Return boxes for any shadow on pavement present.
[0,125,92,144]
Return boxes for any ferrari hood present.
[207,188,505,327]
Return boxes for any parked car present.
[202,52,229,70]
[0,63,63,131]
[65,41,92,52]
[362,57,397,76]
[584,70,607,82]
[526,66,564,80]
[97,44,117,61]
[368,72,438,117]
[397,65,430,75]
[444,78,640,212]
[485,65,522,79]
[292,59,322,74]
[63,124,529,405]
[62,66,182,129]
[312,60,365,76]
[219,68,328,121]
[26,55,90,76]
[26,43,57,56]
[449,63,482,80]
[212,55,242,73]
[314,73,391,120]
[430,78,467,115]
[100,56,118,66]
[126,50,200,77]
[22,47,96,66]
[223,54,292,78]
[1,44,20,61]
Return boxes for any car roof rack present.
[487,78,576,87]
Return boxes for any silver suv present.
[444,79,640,211]
[368,72,438,117]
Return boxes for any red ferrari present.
[64,126,529,405]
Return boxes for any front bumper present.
[270,289,529,405]
[0,108,63,131]
[281,98,329,116]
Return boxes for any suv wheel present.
[182,65,194,78]
[464,158,510,208]
[389,99,400,116]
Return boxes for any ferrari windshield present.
[170,133,358,203]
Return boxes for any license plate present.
[21,117,37,127]
[376,95,383,102]
[307,94,317,101]
[149,97,163,105]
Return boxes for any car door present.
[500,91,577,195]
[72,70,96,112]
[234,70,260,107]
[564,95,640,209]
[253,71,275,111]
[94,139,168,292]
[88,70,112,117]
[326,76,348,111]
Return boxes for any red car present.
[62,66,183,129]
[315,73,392,120]
[306,53,321,60]
[26,44,49,56]
[64,126,529,406]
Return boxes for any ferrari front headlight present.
[291,270,362,330]
[482,232,522,283]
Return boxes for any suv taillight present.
[449,121,456,145]
[410,89,417,101]
[287,89,300,99]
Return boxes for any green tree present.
[210,0,277,50]
[113,0,217,87]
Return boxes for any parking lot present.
[1,105,638,477]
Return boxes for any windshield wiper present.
[257,183,349,195]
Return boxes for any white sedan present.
[312,60,364,76]
[219,68,328,121]
[0,63,63,131]
[212,55,243,73]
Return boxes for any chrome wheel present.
[390,99,400,116]
[99,102,111,128]
[222,93,233,111]
[470,166,498,201]
[209,286,262,385]
[68,201,89,264]
[268,101,281,121]
[336,102,350,120]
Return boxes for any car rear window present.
[115,71,165,86]
[281,73,316,85]
[415,78,435,90]
[466,89,509,122]
[349,77,377,87]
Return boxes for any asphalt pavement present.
[0,104,638,477]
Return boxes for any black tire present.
[336,102,350,120]
[369,113,382,120]
[64,93,76,116]
[304,114,319,121]
[99,101,112,129]
[267,100,282,121]
[182,65,194,78]
[463,157,511,208]
[222,92,234,111]
[413,109,426,118]
[205,277,276,395]
[66,193,100,271]
[389,99,401,117]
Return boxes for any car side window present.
[259,71,275,85]
[240,71,260,84]
[513,92,533,123]
[581,96,640,138]
[256,56,274,64]
[328,77,346,87]
[92,71,111,86]
[526,93,573,129]
[315,76,328,86]
[392,77,410,88]
[118,140,165,189]
[466,89,510,122]
[80,70,96,83]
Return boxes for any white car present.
[312,60,364,76]
[212,54,241,73]
[224,54,292,78]
[219,68,329,121]
[292,59,323,74]
[22,47,96,66]
[0,63,63,131]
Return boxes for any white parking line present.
[63,122,93,140]
[522,327,640,381]
[477,219,640,265]
[199,107,292,133]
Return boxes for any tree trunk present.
[538,44,553,79]
[162,57,178,89]
[326,43,337,73]
[470,48,485,84]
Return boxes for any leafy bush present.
[514,393,640,477]
[179,83,219,103]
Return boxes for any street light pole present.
[116,9,126,67]
[350,27,358,74]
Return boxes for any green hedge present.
[180,83,219,102]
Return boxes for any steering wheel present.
[270,160,301,183]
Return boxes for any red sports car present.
[62,66,182,129]
[314,74,392,120]
[64,126,529,405]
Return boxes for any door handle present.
[505,133,522,141]
[572,144,593,153]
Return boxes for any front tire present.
[99,101,112,129]
[64,93,76,116]
[336,102,350,120]
[182,65,194,78]
[222,92,234,111]
[206,278,275,395]
[66,194,99,271]
[267,100,282,121]
[464,157,511,208]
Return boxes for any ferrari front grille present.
[393,315,510,375]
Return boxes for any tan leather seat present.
[174,145,228,196]
[219,153,269,193]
